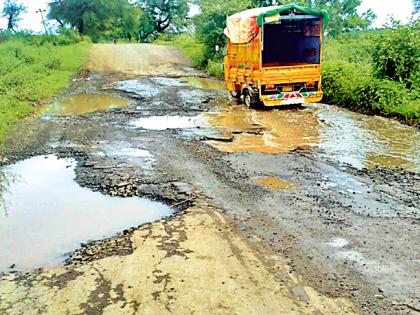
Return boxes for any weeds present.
[0,35,91,143]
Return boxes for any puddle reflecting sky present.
[40,94,129,116]
[0,155,173,271]
[131,115,206,130]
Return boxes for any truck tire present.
[230,91,241,99]
[244,91,252,108]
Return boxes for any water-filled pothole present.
[40,94,129,116]
[0,155,173,271]
[130,115,206,130]
[255,176,295,190]
[203,104,420,172]
[182,77,226,90]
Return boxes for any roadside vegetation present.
[0,0,418,137]
[322,22,419,123]
[162,0,420,124]
[0,31,91,143]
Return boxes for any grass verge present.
[0,38,91,144]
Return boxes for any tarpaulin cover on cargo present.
[224,3,330,44]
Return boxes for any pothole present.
[182,77,226,90]
[113,79,160,97]
[0,155,173,271]
[40,93,129,116]
[130,115,206,130]
[255,176,295,190]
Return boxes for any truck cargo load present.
[224,3,330,107]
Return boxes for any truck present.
[224,3,330,107]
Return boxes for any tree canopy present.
[138,0,189,42]
[1,0,26,31]
[251,0,376,35]
[47,0,140,41]
[41,0,380,43]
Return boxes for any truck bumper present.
[261,91,323,106]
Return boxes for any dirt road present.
[0,44,419,315]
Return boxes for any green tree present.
[137,0,189,42]
[372,21,420,87]
[193,0,251,60]
[47,0,138,41]
[414,0,420,14]
[317,0,375,35]
[1,0,27,31]
[252,0,375,35]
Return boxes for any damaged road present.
[0,43,419,315]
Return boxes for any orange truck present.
[224,4,330,107]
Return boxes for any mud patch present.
[0,155,173,271]
[182,77,226,90]
[40,94,129,116]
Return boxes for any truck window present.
[262,17,321,67]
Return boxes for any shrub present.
[206,59,224,79]
[0,37,91,143]
[371,21,420,87]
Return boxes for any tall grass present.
[322,30,419,124]
[0,37,91,143]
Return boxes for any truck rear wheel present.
[229,91,241,99]
[244,91,252,108]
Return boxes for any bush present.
[322,60,371,106]
[322,25,419,124]
[156,33,208,68]
[371,21,419,87]
[206,59,224,79]
[0,37,91,143]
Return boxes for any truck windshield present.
[262,17,321,67]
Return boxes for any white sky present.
[0,0,415,33]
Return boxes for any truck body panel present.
[224,6,327,106]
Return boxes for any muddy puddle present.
[0,155,173,271]
[255,176,295,189]
[203,103,420,172]
[182,77,226,90]
[40,94,129,116]
[204,106,319,154]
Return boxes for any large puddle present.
[204,106,319,154]
[203,104,420,172]
[40,94,129,116]
[182,77,226,90]
[131,115,206,130]
[0,155,173,271]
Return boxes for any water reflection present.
[205,103,419,172]
[204,105,319,154]
[182,77,226,90]
[0,155,173,271]
[40,94,129,116]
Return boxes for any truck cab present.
[224,4,329,107]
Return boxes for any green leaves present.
[47,0,140,42]
[1,0,27,30]
[322,26,420,123]
[371,21,420,88]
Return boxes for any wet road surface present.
[0,43,418,315]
